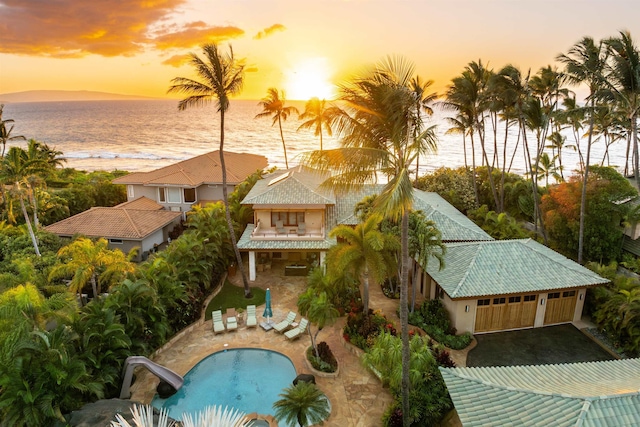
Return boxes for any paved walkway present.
[130,262,396,426]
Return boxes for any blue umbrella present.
[263,288,273,325]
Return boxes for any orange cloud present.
[245,66,259,73]
[153,22,245,49]
[162,54,191,68]
[0,0,190,57]
[253,24,286,40]
[0,1,243,58]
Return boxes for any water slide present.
[119,355,184,399]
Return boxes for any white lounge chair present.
[273,311,297,333]
[275,220,286,234]
[212,310,225,334]
[285,318,309,340]
[226,309,238,331]
[297,222,306,235]
[246,305,257,328]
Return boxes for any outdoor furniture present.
[285,264,308,276]
[275,220,286,234]
[273,311,297,333]
[246,305,257,328]
[297,222,306,235]
[212,310,225,334]
[226,308,238,331]
[285,318,309,340]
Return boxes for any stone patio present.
[129,261,398,426]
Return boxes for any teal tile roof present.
[335,184,384,225]
[622,235,640,257]
[426,239,609,298]
[241,167,335,206]
[413,190,493,242]
[236,225,336,251]
[441,359,640,427]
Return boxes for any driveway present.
[466,324,616,367]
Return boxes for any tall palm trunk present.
[633,112,639,191]
[278,115,289,169]
[578,99,595,263]
[400,211,411,427]
[362,266,371,314]
[20,196,40,256]
[219,110,252,296]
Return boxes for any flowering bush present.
[343,309,396,351]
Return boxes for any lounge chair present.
[297,222,306,235]
[275,220,286,234]
[273,311,297,333]
[212,310,225,334]
[246,305,257,328]
[226,308,238,331]
[285,318,309,340]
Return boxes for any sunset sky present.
[1,0,639,101]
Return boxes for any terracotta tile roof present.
[426,239,609,298]
[114,196,163,210]
[112,151,268,186]
[441,358,640,426]
[45,207,182,240]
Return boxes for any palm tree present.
[48,237,135,302]
[0,104,26,158]
[303,56,437,426]
[408,212,445,312]
[273,381,330,427]
[0,146,49,256]
[297,97,341,151]
[409,76,438,178]
[327,213,397,313]
[557,36,607,263]
[168,43,253,297]
[255,88,299,169]
[602,31,640,189]
[297,289,339,359]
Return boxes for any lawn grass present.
[204,280,266,320]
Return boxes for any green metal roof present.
[426,239,609,298]
[441,359,640,426]
[236,224,336,251]
[413,190,493,242]
[241,167,335,206]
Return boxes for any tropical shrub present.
[343,309,393,350]
[408,299,473,350]
[415,166,476,213]
[306,341,337,373]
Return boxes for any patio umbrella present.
[263,287,273,325]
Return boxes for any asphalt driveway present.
[466,324,616,367]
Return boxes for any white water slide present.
[119,356,184,399]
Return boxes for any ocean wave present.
[64,151,191,161]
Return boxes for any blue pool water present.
[151,348,297,421]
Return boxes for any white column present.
[319,251,326,272]
[249,251,256,281]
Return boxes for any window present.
[127,185,134,198]
[508,296,521,303]
[548,292,561,300]
[524,295,537,302]
[562,290,576,298]
[493,297,506,305]
[477,299,490,306]
[159,187,181,203]
[184,188,196,203]
[271,211,304,226]
[109,239,123,244]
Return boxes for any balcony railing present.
[250,220,324,240]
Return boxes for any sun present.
[285,58,335,101]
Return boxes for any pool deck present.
[129,262,399,426]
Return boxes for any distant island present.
[0,90,164,103]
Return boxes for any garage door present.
[544,290,577,325]
[475,294,537,333]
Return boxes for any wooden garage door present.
[544,290,577,325]
[475,295,537,333]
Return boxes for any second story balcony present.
[250,219,325,240]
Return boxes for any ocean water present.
[2,99,627,176]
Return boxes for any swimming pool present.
[152,348,297,421]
